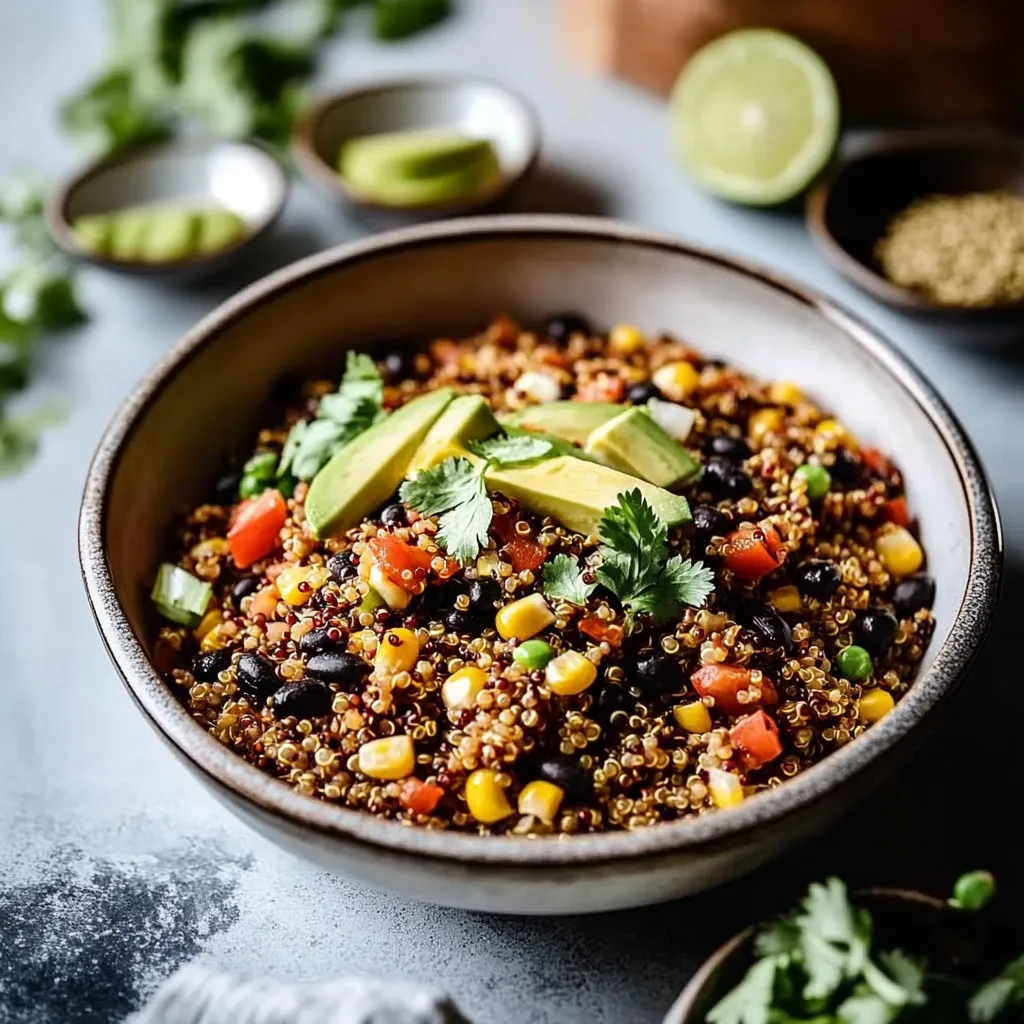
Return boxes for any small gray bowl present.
[79,215,1000,915]
[292,77,541,218]
[48,136,288,280]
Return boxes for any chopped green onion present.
[151,563,212,627]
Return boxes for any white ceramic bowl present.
[292,77,540,218]
[48,137,288,279]
[79,216,1001,915]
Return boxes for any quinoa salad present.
[151,314,936,835]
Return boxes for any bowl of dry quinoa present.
[79,215,1001,914]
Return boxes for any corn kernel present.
[375,628,420,677]
[815,418,857,449]
[609,324,645,355]
[875,526,923,577]
[368,564,411,611]
[768,585,802,613]
[517,780,564,822]
[200,623,230,652]
[495,592,555,641]
[465,769,513,824]
[708,767,745,809]
[673,701,712,733]
[358,735,415,780]
[442,666,488,710]
[749,407,784,446]
[476,552,501,578]
[769,380,803,406]
[653,360,701,401]
[545,650,598,696]
[194,608,224,642]
[276,565,329,607]
[858,688,895,723]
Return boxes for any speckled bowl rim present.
[79,214,1002,868]
[291,76,542,215]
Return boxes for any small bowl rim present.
[78,214,1002,868]
[806,127,1024,314]
[290,75,542,214]
[661,886,951,1023]
[47,135,290,274]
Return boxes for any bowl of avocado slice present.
[79,215,1000,915]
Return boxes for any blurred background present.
[1,1,1022,1022]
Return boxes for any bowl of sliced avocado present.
[292,77,540,218]
[79,215,999,915]
[48,136,288,279]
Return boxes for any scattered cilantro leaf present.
[374,0,451,40]
[869,950,926,1006]
[836,989,899,1024]
[969,954,1024,1022]
[594,489,714,629]
[469,434,552,466]
[753,917,802,960]
[0,403,67,475]
[61,69,174,153]
[706,955,778,1024]
[400,457,491,564]
[542,554,596,606]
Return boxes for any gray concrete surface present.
[2,2,1022,1022]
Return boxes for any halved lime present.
[669,29,839,206]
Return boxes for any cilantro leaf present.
[867,950,926,1006]
[469,434,552,466]
[543,554,596,606]
[837,990,899,1024]
[754,918,802,960]
[0,403,67,475]
[706,956,778,1024]
[969,953,1024,1022]
[401,457,492,564]
[797,879,870,1001]
[374,0,451,40]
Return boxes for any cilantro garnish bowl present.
[79,215,1000,914]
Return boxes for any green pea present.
[513,639,555,671]
[239,473,264,499]
[794,462,831,500]
[951,870,996,911]
[835,645,872,682]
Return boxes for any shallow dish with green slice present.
[669,28,840,206]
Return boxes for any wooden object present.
[560,0,1024,123]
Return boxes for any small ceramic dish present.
[47,136,288,280]
[806,129,1024,314]
[662,887,1000,1023]
[79,216,1000,916]
[292,77,541,218]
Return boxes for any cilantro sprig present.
[542,489,714,629]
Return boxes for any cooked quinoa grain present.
[154,316,935,835]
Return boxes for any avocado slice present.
[409,394,500,472]
[586,407,701,488]
[504,401,622,446]
[305,389,455,538]
[196,208,247,254]
[340,130,496,183]
[108,209,151,261]
[348,153,500,207]
[72,214,113,255]
[486,456,691,536]
[138,207,200,263]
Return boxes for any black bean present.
[634,652,685,694]
[213,470,241,504]
[537,755,592,802]
[855,609,900,657]
[272,679,334,720]
[893,575,936,618]
[192,648,232,682]
[828,447,862,486]
[626,381,662,405]
[380,504,407,527]
[593,682,629,720]
[327,552,358,583]
[382,350,416,381]
[445,608,478,635]
[746,605,793,652]
[305,650,370,690]
[691,505,730,551]
[467,578,502,615]
[542,312,591,343]
[703,458,753,500]
[236,653,279,701]
[794,560,842,599]
[230,575,261,611]
[299,626,334,655]
[704,435,751,462]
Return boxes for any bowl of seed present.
[806,129,1024,314]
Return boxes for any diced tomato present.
[690,664,778,716]
[503,535,547,573]
[399,777,444,815]
[730,710,783,769]
[576,374,625,403]
[883,497,911,528]
[579,617,623,645]
[367,535,435,592]
[861,447,890,477]
[724,522,786,580]
[228,489,287,568]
